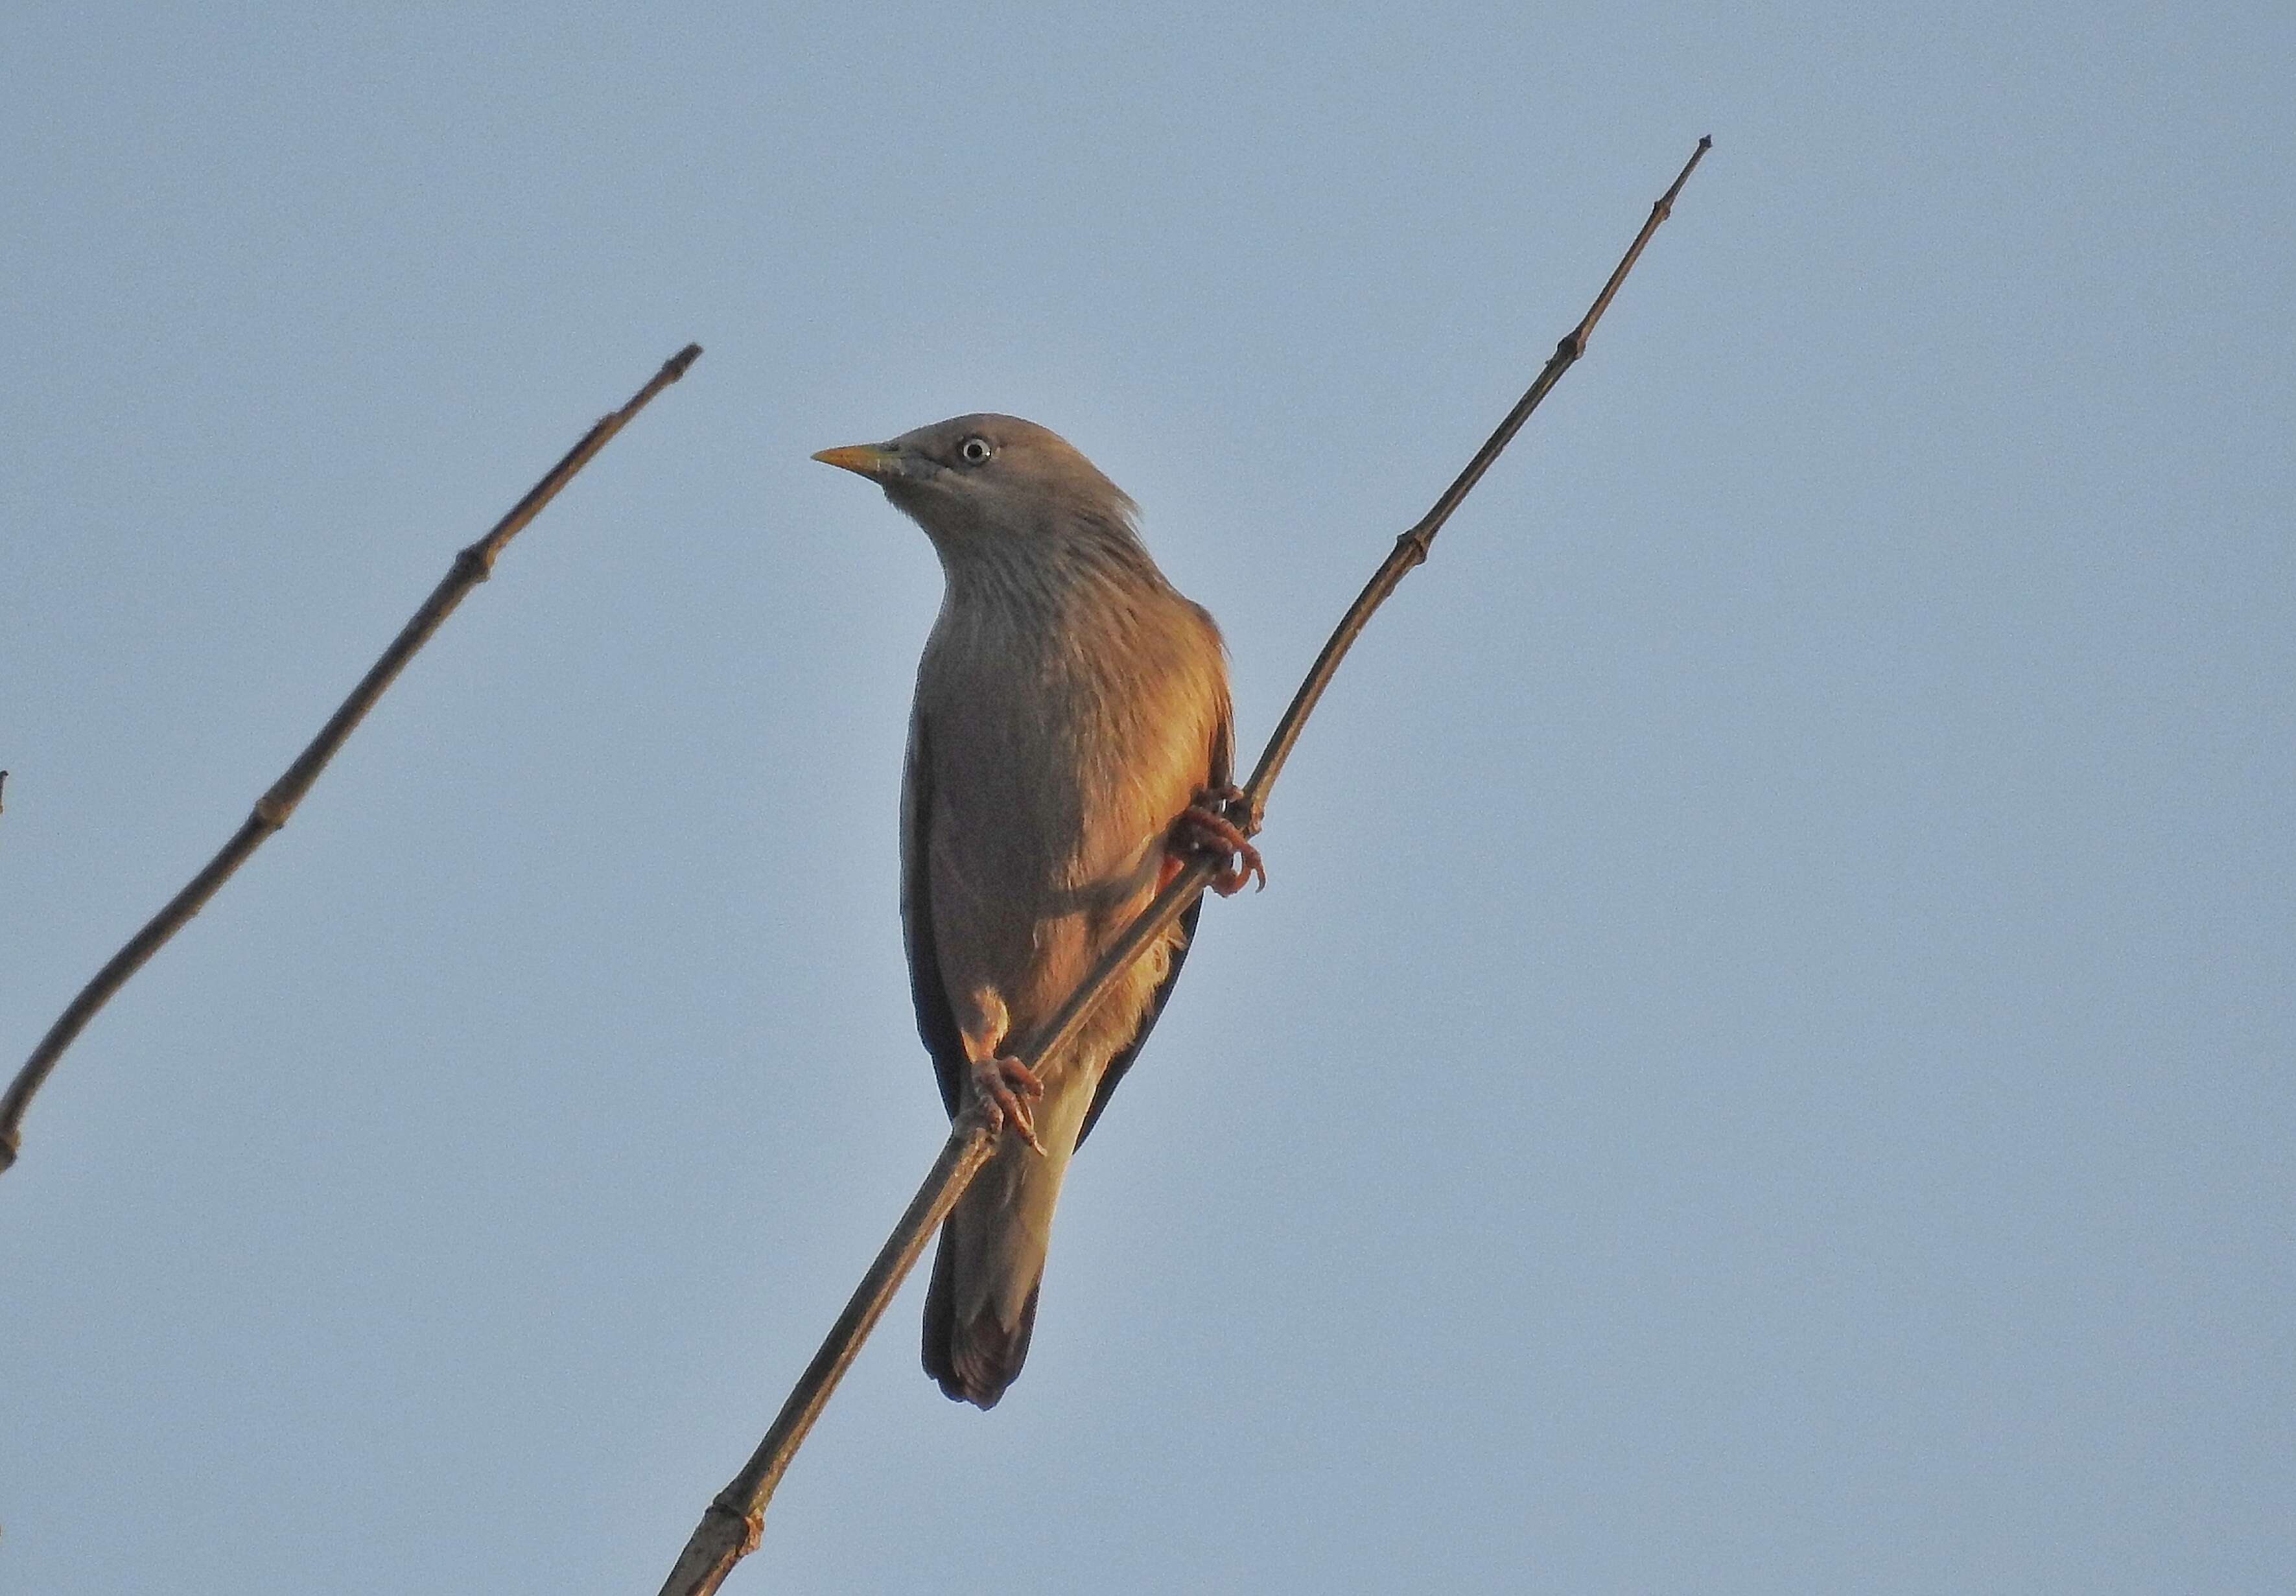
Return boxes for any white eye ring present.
[957,435,994,465]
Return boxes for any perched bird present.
[815,414,1261,1409]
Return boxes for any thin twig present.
[657,137,1710,1596]
[0,344,705,1176]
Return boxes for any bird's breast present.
[919,585,1221,914]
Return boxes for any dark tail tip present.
[922,1234,1040,1409]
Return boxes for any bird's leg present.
[1171,784,1267,897]
[961,990,1047,1155]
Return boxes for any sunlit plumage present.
[815,414,1252,1407]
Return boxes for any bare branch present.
[0,344,705,1176]
[657,1114,1001,1596]
[659,137,1711,1593]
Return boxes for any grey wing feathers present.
[902,711,968,1118]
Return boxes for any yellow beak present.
[811,443,897,480]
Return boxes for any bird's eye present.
[957,436,994,465]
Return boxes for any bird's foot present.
[1175,785,1266,897]
[968,1054,1048,1155]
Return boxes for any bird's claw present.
[1176,785,1266,897]
[968,1054,1048,1155]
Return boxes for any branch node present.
[455,541,498,583]
[707,1496,763,1557]
[1223,786,1265,839]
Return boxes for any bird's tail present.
[922,1218,1041,1409]
[922,1085,1090,1408]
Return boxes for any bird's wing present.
[902,708,968,1118]
[1075,688,1233,1149]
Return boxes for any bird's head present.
[813,414,1139,562]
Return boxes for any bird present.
[814,414,1262,1408]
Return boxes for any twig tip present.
[666,344,704,380]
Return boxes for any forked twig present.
[658,137,1710,1596]
[0,344,705,1175]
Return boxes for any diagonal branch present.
[658,136,1711,1596]
[0,344,705,1177]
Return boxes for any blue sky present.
[5,4,2291,1592]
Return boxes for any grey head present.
[813,414,1146,570]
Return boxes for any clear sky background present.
[5,5,2290,1593]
